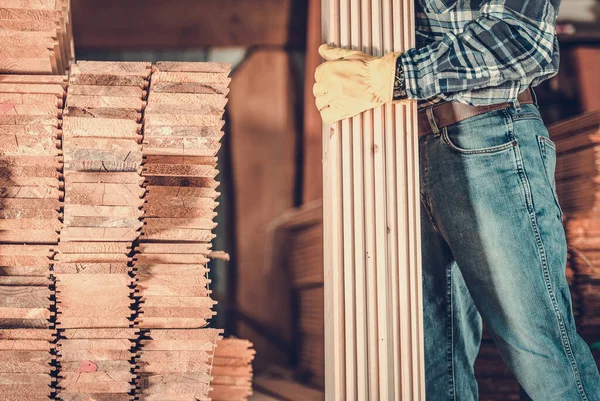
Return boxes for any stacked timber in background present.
[550,111,600,367]
[0,73,66,400]
[322,0,424,399]
[135,61,228,401]
[271,201,324,389]
[55,61,150,400]
[0,0,74,74]
[209,338,255,401]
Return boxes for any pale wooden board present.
[53,263,129,275]
[57,242,131,254]
[136,243,211,255]
[72,61,151,77]
[68,74,147,88]
[64,182,144,206]
[0,75,66,85]
[68,84,144,97]
[64,106,141,120]
[0,83,64,96]
[62,117,140,140]
[143,164,217,178]
[135,264,208,276]
[134,254,209,264]
[141,228,214,243]
[155,62,231,73]
[144,125,222,138]
[150,81,229,95]
[152,71,230,84]
[65,171,143,184]
[0,92,61,105]
[66,94,144,110]
[63,204,141,218]
[144,186,219,199]
[145,103,224,116]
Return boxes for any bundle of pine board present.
[550,111,600,367]
[209,338,255,401]
[135,61,230,401]
[55,61,150,400]
[0,0,74,74]
[0,73,65,400]
[322,0,425,398]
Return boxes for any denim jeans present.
[419,102,600,400]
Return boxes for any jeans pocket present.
[537,135,563,220]
[441,110,518,155]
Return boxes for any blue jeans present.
[419,102,600,400]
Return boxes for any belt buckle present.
[425,107,440,137]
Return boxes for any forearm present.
[399,1,560,104]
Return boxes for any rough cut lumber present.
[0,0,73,74]
[136,62,230,401]
[322,0,425,399]
[54,61,146,401]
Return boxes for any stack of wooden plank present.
[0,0,74,74]
[209,338,255,401]
[55,61,150,400]
[0,73,66,400]
[135,61,229,400]
[271,202,324,389]
[550,111,600,366]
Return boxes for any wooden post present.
[321,0,425,399]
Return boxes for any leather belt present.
[418,89,534,137]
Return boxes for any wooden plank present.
[71,61,151,77]
[71,0,307,49]
[0,83,64,96]
[321,0,425,399]
[68,84,144,97]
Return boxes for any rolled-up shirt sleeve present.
[400,0,560,105]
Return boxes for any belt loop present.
[513,97,521,111]
[425,107,440,137]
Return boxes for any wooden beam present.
[321,0,425,399]
[302,0,323,203]
[71,0,308,50]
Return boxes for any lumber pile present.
[135,61,229,401]
[209,338,255,401]
[55,61,150,400]
[0,0,74,74]
[271,202,324,388]
[322,0,424,399]
[0,73,66,400]
[550,111,600,366]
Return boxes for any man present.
[313,0,600,400]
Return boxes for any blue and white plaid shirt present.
[399,0,561,107]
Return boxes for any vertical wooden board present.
[303,0,324,203]
[228,50,297,370]
[322,0,424,399]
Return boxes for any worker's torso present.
[415,0,561,108]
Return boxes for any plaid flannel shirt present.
[399,0,561,108]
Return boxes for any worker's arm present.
[313,0,561,124]
[400,0,560,104]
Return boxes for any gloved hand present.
[313,44,409,125]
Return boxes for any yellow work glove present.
[313,44,408,125]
